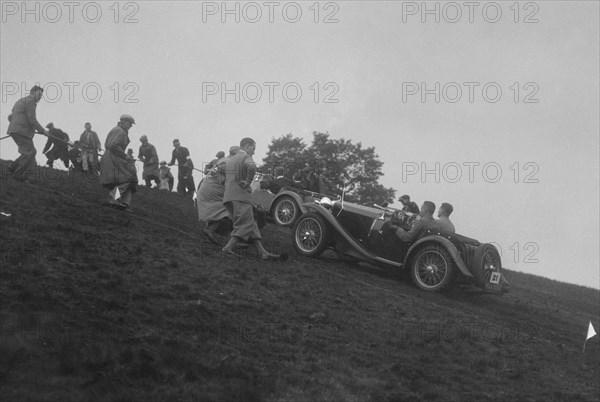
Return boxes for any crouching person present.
[100,114,138,210]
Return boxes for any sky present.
[1,1,598,288]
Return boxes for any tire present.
[292,212,329,257]
[273,196,299,226]
[410,244,457,292]
[472,243,502,288]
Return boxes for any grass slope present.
[1,161,599,401]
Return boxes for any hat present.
[45,122,54,128]
[216,151,225,158]
[399,194,410,202]
[120,114,136,124]
[173,139,180,144]
[159,161,167,165]
[139,135,148,141]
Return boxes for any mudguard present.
[273,191,308,215]
[405,235,473,278]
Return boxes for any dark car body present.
[250,174,332,227]
[292,199,508,293]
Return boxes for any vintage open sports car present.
[250,175,331,227]
[291,198,508,293]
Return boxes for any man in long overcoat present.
[100,114,138,210]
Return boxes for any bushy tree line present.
[261,132,395,205]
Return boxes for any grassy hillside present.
[1,161,599,401]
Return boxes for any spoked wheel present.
[411,244,456,291]
[273,196,299,226]
[292,212,329,257]
[473,243,503,288]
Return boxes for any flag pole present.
[583,321,597,354]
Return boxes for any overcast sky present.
[1,1,598,288]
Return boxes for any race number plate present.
[489,272,501,284]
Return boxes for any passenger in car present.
[437,202,456,233]
[390,201,443,242]
[263,167,298,194]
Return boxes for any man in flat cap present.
[138,135,160,188]
[168,139,193,195]
[6,85,49,182]
[99,114,138,210]
[221,137,284,260]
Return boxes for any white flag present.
[114,187,121,200]
[587,322,597,341]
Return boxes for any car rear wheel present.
[273,196,299,226]
[472,243,502,288]
[411,244,456,291]
[293,212,329,257]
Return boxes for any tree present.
[261,133,307,177]
[263,132,395,205]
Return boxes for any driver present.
[390,201,442,242]
[399,194,420,214]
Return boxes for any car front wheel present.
[273,196,299,226]
[410,244,456,291]
[293,212,329,257]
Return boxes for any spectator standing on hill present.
[221,137,283,260]
[6,85,49,182]
[99,114,138,210]
[79,122,102,175]
[180,156,196,196]
[168,139,192,194]
[158,161,174,191]
[69,141,83,171]
[138,135,160,188]
[43,123,70,169]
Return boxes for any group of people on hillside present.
[5,86,198,198]
[6,85,455,259]
[5,86,285,259]
[4,89,104,180]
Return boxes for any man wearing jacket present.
[168,139,192,194]
[7,85,49,182]
[79,122,102,175]
[43,122,70,168]
[99,114,138,210]
[221,137,283,260]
